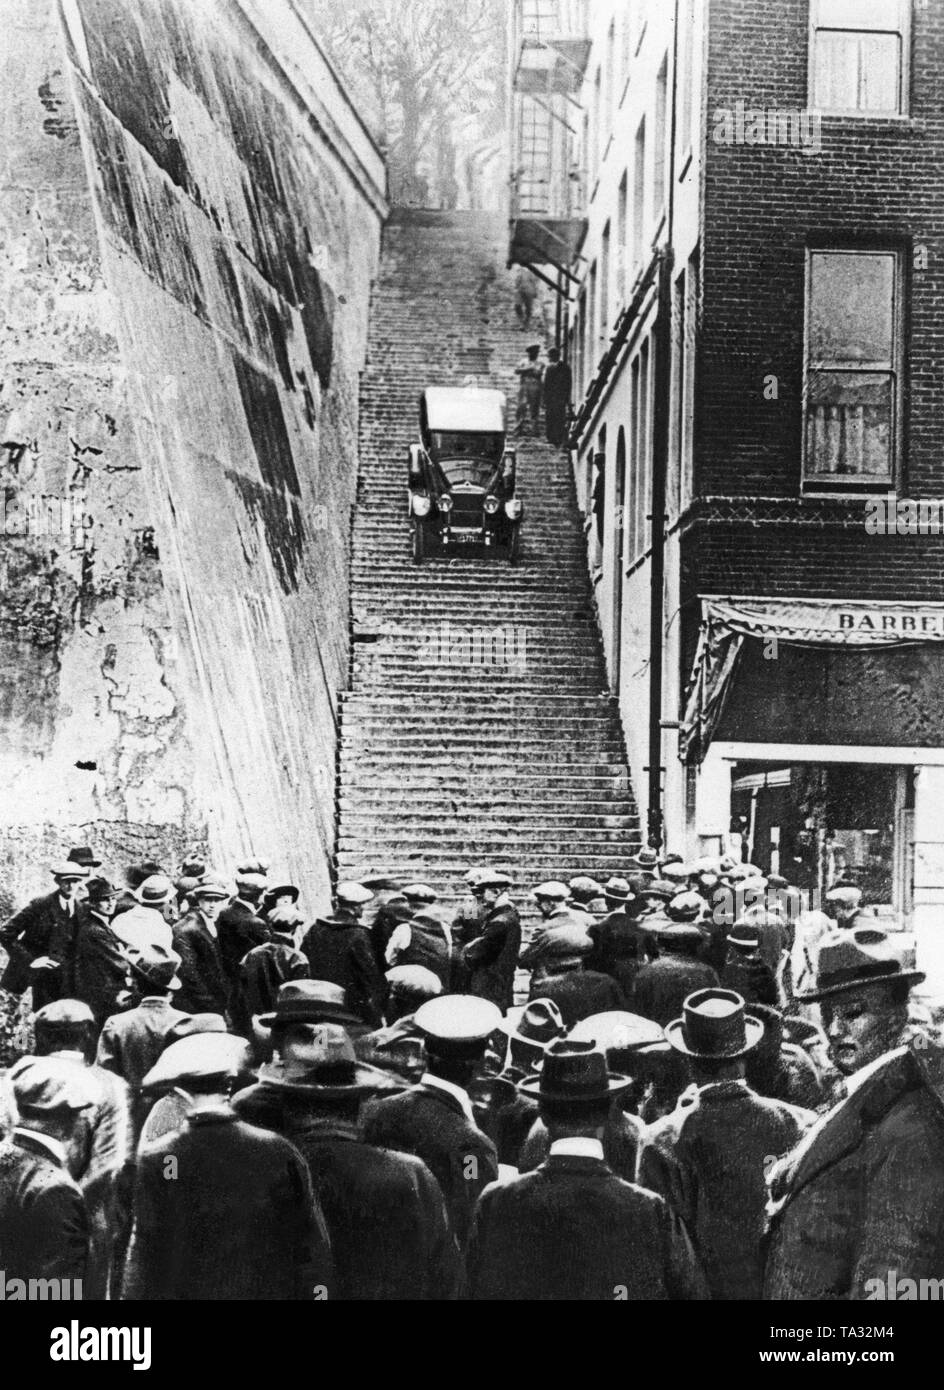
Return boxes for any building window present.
[629,353,641,560]
[588,261,598,377]
[617,172,628,308]
[654,53,668,222]
[811,0,910,116]
[670,268,686,519]
[679,0,696,156]
[803,248,901,491]
[605,19,616,143]
[601,221,611,341]
[632,116,646,276]
[592,66,602,181]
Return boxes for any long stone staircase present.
[336,209,642,918]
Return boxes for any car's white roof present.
[423,387,507,433]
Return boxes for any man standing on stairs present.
[542,346,572,449]
[462,872,520,1010]
[301,883,386,1028]
[519,881,592,994]
[514,343,544,437]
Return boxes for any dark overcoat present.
[463,902,521,1009]
[631,954,720,1028]
[467,1152,709,1300]
[638,1079,812,1300]
[0,1130,88,1284]
[121,1104,333,1300]
[362,1081,499,1246]
[302,916,385,1026]
[233,1084,459,1299]
[172,911,230,1017]
[72,907,130,1028]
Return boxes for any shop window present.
[803,248,901,492]
[810,0,910,116]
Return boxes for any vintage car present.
[408,387,523,563]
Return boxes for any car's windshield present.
[437,458,497,490]
[430,431,504,462]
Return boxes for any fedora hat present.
[795,926,925,1003]
[136,874,175,906]
[258,979,361,1028]
[665,989,765,1059]
[630,848,660,872]
[603,876,632,902]
[666,891,704,922]
[66,846,101,869]
[643,879,677,902]
[258,1023,400,1096]
[518,1039,631,1103]
[499,998,566,1048]
[85,876,120,904]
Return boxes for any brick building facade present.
[513,0,944,985]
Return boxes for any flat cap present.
[401,883,438,903]
[189,875,230,900]
[414,995,502,1058]
[141,1033,252,1091]
[569,1010,665,1053]
[32,999,95,1028]
[336,881,374,906]
[569,876,603,898]
[10,1056,98,1115]
[531,880,570,901]
[476,870,514,890]
[49,861,88,880]
[825,886,863,908]
[385,964,443,997]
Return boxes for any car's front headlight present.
[412,495,432,517]
[436,495,453,513]
[505,499,523,520]
[484,495,500,515]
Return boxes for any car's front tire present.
[412,520,426,564]
[508,527,521,566]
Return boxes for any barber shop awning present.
[680,597,944,763]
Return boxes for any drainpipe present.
[647,0,682,850]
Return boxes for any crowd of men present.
[1,843,942,1301]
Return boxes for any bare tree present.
[307,0,507,204]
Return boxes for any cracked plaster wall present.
[0,0,385,909]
